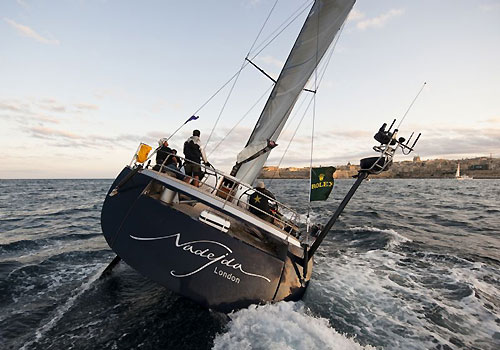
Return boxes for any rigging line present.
[247,2,322,152]
[304,21,346,95]
[269,22,346,186]
[271,82,309,151]
[236,2,339,184]
[397,82,427,129]
[235,71,314,187]
[248,1,313,60]
[205,0,280,149]
[207,83,274,157]
[268,25,346,190]
[267,88,314,186]
[249,0,312,57]
[205,61,245,148]
[247,0,280,58]
[307,1,320,219]
[219,2,313,183]
[190,62,250,117]
[268,93,315,188]
[189,0,310,127]
[245,57,277,83]
[273,24,341,150]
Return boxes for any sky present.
[1,0,499,179]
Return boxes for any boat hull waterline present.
[101,167,311,312]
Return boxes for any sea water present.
[0,178,499,349]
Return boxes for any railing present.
[142,152,301,234]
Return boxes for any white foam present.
[311,245,500,349]
[212,301,375,350]
[349,226,411,248]
[294,210,323,225]
[19,264,106,350]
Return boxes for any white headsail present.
[233,0,356,185]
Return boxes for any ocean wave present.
[212,301,375,350]
[0,239,42,253]
[309,243,500,350]
[1,178,499,349]
[19,264,106,350]
[349,226,411,249]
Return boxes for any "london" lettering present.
[214,266,240,284]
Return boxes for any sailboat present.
[100,0,420,312]
[456,162,473,180]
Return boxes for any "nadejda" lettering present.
[129,233,270,283]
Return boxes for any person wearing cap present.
[249,181,276,223]
[153,138,185,181]
[183,129,210,187]
[154,138,175,172]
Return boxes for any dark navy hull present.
[101,167,311,312]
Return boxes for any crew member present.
[183,130,210,187]
[249,181,276,222]
[154,138,174,172]
[153,138,183,178]
[167,149,185,180]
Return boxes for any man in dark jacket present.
[183,130,210,187]
[249,181,276,222]
[154,138,184,179]
[154,138,174,171]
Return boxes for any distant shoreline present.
[2,156,499,180]
[259,156,500,180]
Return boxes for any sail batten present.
[234,0,356,185]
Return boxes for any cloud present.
[483,116,500,124]
[0,98,101,123]
[356,9,404,30]
[480,3,500,11]
[28,126,80,140]
[4,18,60,45]
[0,99,62,124]
[16,0,30,10]
[201,124,500,167]
[2,98,100,114]
[413,129,500,159]
[38,99,66,112]
[25,124,142,151]
[347,9,365,22]
[74,103,99,111]
[0,101,25,112]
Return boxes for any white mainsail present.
[234,0,356,185]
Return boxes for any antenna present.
[397,82,427,129]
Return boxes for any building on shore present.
[259,157,500,179]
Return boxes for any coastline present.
[259,156,500,179]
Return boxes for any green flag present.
[310,166,336,201]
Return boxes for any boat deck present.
[141,169,304,254]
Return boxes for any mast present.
[233,0,356,185]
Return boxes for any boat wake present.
[306,229,500,350]
[19,264,106,350]
[348,226,411,249]
[212,301,375,350]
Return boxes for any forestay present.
[234,0,356,185]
